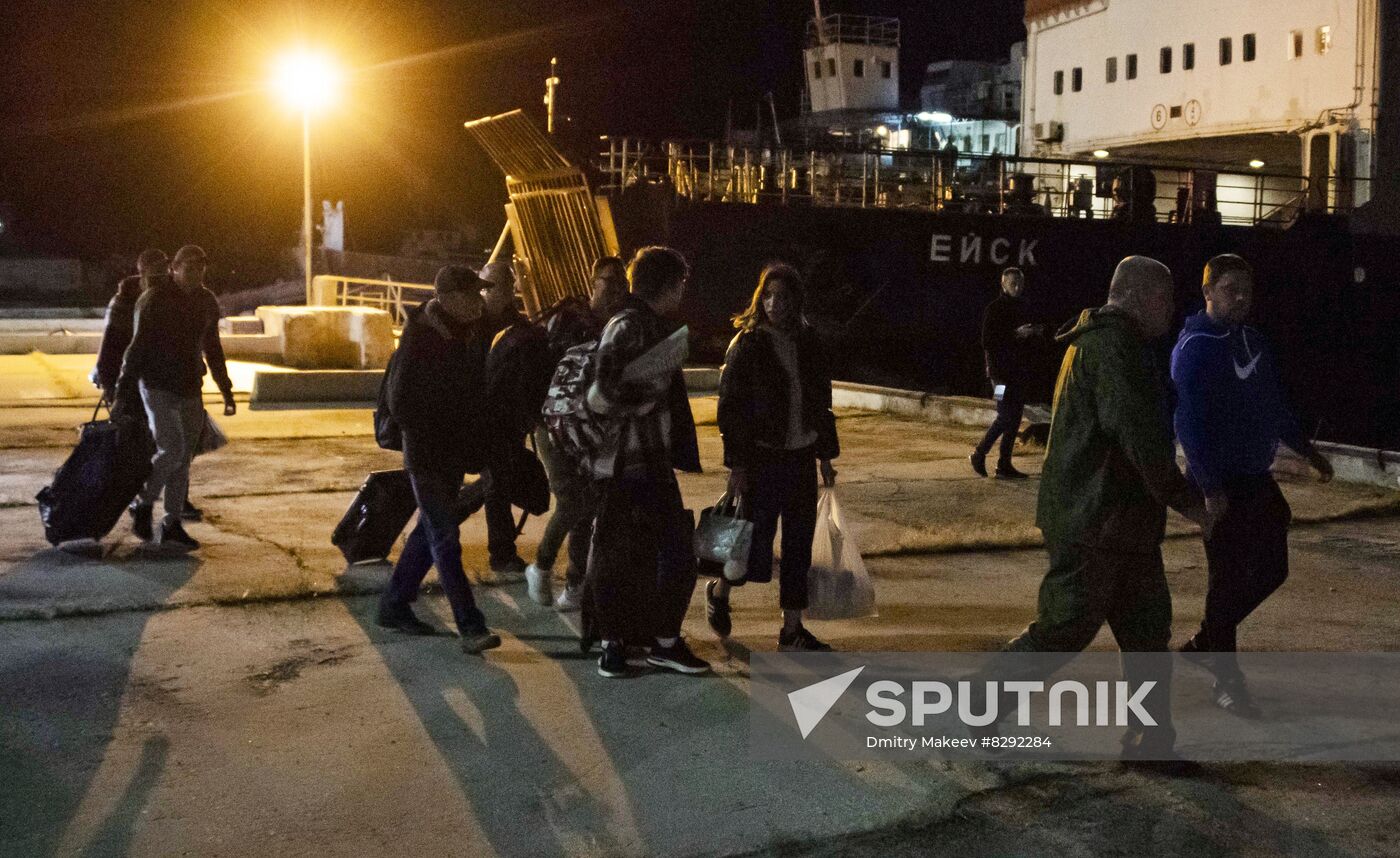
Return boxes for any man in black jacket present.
[971,267,1043,480]
[93,249,167,401]
[113,245,235,550]
[476,260,535,583]
[377,265,502,654]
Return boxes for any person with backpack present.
[711,263,840,651]
[584,246,708,678]
[376,265,502,654]
[111,244,235,551]
[525,255,630,610]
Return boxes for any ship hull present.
[612,190,1400,450]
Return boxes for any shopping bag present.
[694,492,753,582]
[194,411,228,456]
[806,487,876,620]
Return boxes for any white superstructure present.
[803,14,900,113]
[1022,0,1381,205]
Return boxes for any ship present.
[594,0,1400,452]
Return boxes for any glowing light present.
[875,125,890,137]
[1093,149,1110,159]
[916,111,953,124]
[271,49,342,113]
[1249,159,1266,169]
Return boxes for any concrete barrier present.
[256,306,394,369]
[219,315,266,335]
[0,331,104,354]
[684,366,720,391]
[832,381,1002,426]
[251,370,383,404]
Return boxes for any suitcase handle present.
[91,397,110,423]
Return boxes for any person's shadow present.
[0,544,197,857]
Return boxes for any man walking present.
[476,260,534,583]
[113,245,235,550]
[377,265,502,654]
[971,266,1042,479]
[586,246,708,678]
[985,256,1212,767]
[93,249,167,402]
[1171,253,1333,715]
[526,255,630,610]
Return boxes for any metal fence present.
[599,138,1370,228]
[311,275,434,327]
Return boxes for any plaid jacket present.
[587,295,701,480]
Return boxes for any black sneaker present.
[706,580,732,638]
[995,462,1029,480]
[460,628,502,654]
[181,501,204,522]
[969,451,988,478]
[376,604,439,636]
[778,624,833,652]
[157,520,200,551]
[598,642,630,678]
[1212,679,1261,719]
[647,638,711,675]
[1177,638,1212,670]
[130,503,154,542]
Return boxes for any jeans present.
[586,474,696,643]
[137,382,204,527]
[383,467,487,635]
[533,426,594,587]
[728,446,819,611]
[975,387,1026,464]
[1189,474,1291,679]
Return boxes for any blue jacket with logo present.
[1169,310,1307,495]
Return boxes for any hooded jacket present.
[1170,310,1308,495]
[1036,306,1198,553]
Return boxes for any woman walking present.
[711,263,840,651]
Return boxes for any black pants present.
[1190,474,1292,673]
[383,467,487,635]
[585,474,696,643]
[728,446,819,611]
[482,466,519,567]
[976,388,1025,464]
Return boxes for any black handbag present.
[503,441,551,516]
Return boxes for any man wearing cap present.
[113,244,235,550]
[377,265,502,654]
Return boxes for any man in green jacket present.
[992,256,1213,764]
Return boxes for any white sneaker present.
[554,583,582,613]
[525,564,553,606]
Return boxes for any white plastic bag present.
[805,487,876,620]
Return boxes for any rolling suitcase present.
[331,469,418,564]
[36,400,155,546]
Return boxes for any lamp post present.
[271,49,341,304]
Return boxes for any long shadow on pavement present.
[0,547,197,857]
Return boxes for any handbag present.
[194,411,228,456]
[693,491,753,583]
[504,441,551,516]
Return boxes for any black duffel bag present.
[36,400,155,546]
[331,469,419,565]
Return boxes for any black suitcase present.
[36,402,155,546]
[332,469,418,564]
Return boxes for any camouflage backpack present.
[540,340,623,478]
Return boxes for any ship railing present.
[311,274,434,327]
[601,140,1368,228]
[805,14,900,47]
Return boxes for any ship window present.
[1243,33,1257,61]
[1220,37,1233,65]
[1291,30,1304,58]
[813,61,822,80]
[982,134,990,152]
[1317,25,1332,54]
[854,59,865,77]
[1127,53,1138,79]
[1106,56,1118,83]
[827,58,837,76]
[880,59,892,78]
[1183,42,1195,70]
[1170,105,1183,118]
[1072,67,1083,91]
[1054,70,1064,95]
[1160,46,1173,74]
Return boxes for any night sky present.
[0,0,1024,268]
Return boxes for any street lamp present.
[271,48,342,304]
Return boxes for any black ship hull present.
[611,190,1400,450]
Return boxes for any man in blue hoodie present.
[1171,253,1333,716]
